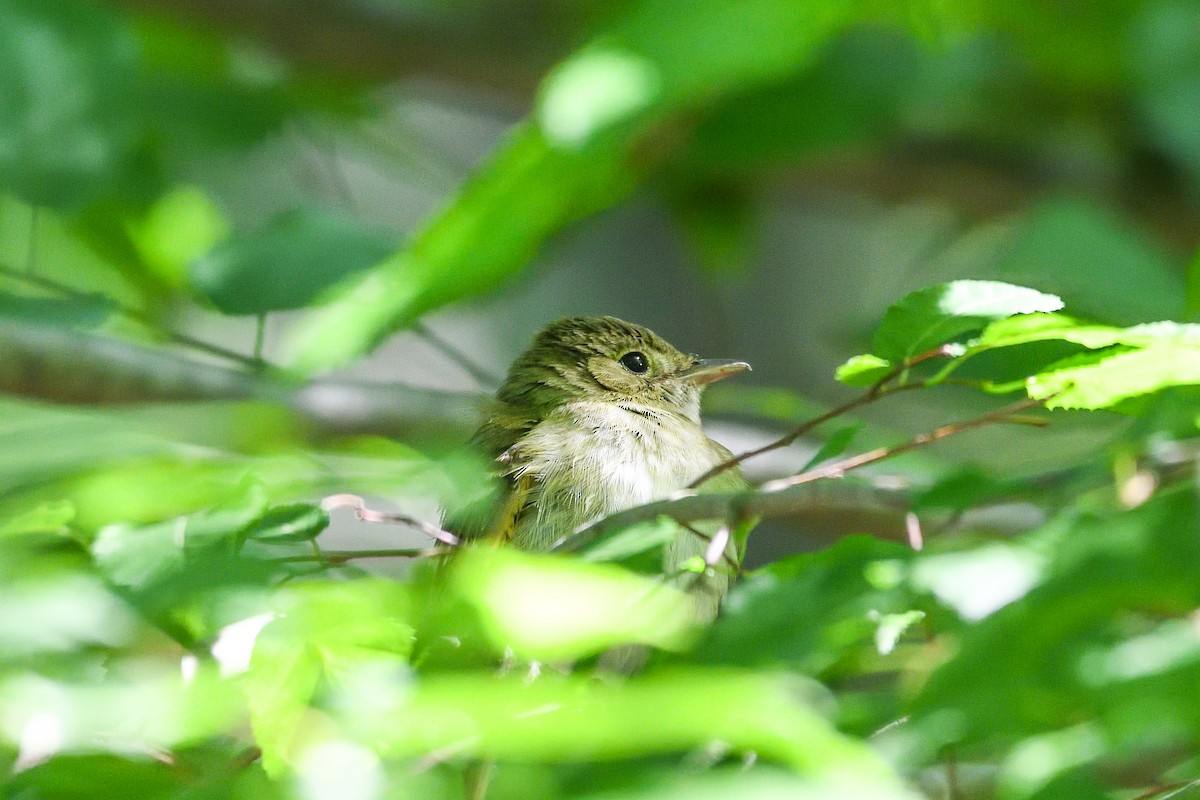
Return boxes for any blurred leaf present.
[994,198,1184,326]
[702,384,828,423]
[361,668,896,778]
[190,207,397,315]
[2,754,180,800]
[247,579,413,774]
[697,537,923,674]
[579,517,680,565]
[1188,246,1200,318]
[125,185,229,289]
[666,181,757,277]
[912,488,1200,744]
[287,0,863,370]
[1131,2,1200,192]
[243,503,329,543]
[0,572,136,657]
[91,476,267,592]
[799,424,861,472]
[0,500,74,536]
[451,547,698,662]
[0,660,241,755]
[871,280,1063,362]
[573,768,921,800]
[0,291,115,329]
[0,0,138,206]
[836,354,893,386]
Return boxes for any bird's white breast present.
[507,401,725,550]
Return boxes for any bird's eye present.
[619,351,650,374]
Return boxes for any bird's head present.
[497,316,749,423]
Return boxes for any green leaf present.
[0,0,139,207]
[799,424,862,473]
[579,516,681,565]
[286,0,863,370]
[1028,342,1200,410]
[871,280,1064,362]
[125,185,229,289]
[697,537,922,674]
[2,754,180,800]
[242,503,329,543]
[0,500,75,536]
[912,488,1200,745]
[451,547,699,662]
[1188,245,1200,318]
[835,354,894,386]
[357,668,899,780]
[994,197,1184,326]
[190,207,397,315]
[246,579,414,774]
[0,291,116,329]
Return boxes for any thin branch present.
[321,493,460,546]
[276,547,440,564]
[689,346,952,489]
[412,321,502,389]
[0,264,267,369]
[759,395,1049,493]
[558,395,1048,553]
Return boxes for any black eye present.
[619,351,649,374]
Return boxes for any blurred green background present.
[1,1,1199,799]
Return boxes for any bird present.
[449,315,751,619]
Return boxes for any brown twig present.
[276,547,440,564]
[321,493,460,546]
[558,395,1049,553]
[759,395,1048,493]
[688,346,952,489]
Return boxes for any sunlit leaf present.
[835,354,893,386]
[451,547,698,662]
[871,280,1063,362]
[247,579,413,774]
[358,668,896,779]
[286,0,862,370]
[1028,342,1200,410]
[126,185,229,289]
[0,500,75,536]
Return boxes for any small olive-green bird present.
[452,315,750,617]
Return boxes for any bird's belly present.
[510,410,721,550]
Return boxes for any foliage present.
[1,1,1198,800]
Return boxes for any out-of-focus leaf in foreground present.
[287,0,863,372]
[190,207,397,315]
[358,668,899,781]
[0,0,138,207]
[450,547,698,662]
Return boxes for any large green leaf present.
[190,207,397,315]
[246,579,414,774]
[287,0,865,371]
[0,0,138,207]
[353,668,898,780]
[870,280,1063,363]
[911,488,1200,747]
[450,547,699,662]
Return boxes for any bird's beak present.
[678,358,751,385]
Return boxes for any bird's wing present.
[443,403,538,544]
